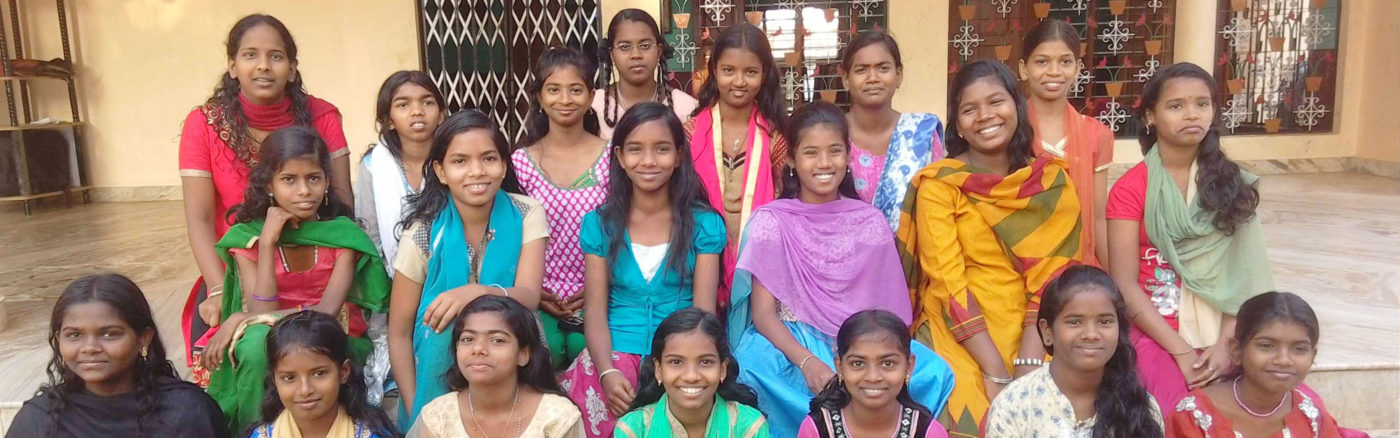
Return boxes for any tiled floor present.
[0,173,1397,422]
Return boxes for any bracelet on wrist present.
[798,354,818,370]
[1012,357,1044,367]
[982,372,1013,385]
[249,294,279,302]
[597,368,622,382]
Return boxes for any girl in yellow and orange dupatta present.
[895,60,1082,437]
[684,24,789,311]
[1019,20,1115,267]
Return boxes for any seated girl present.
[730,101,954,438]
[800,310,949,438]
[387,110,547,424]
[560,102,726,438]
[1166,292,1344,438]
[984,266,1162,437]
[8,274,227,437]
[200,126,391,435]
[408,295,583,437]
[248,311,399,437]
[616,308,769,438]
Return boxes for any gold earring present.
[140,345,148,359]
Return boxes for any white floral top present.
[984,366,1162,438]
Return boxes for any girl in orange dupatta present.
[684,24,788,310]
[895,60,1082,437]
[1020,19,1114,266]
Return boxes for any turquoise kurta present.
[579,207,727,355]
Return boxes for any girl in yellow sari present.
[896,60,1082,437]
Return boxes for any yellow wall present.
[18,0,418,192]
[20,0,1393,195]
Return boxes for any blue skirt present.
[733,321,955,438]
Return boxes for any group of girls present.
[6,8,1362,438]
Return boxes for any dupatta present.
[1029,101,1113,266]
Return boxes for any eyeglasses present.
[612,41,657,54]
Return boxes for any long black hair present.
[370,70,446,161]
[229,125,353,224]
[809,310,934,421]
[444,295,563,395]
[840,30,903,73]
[1021,19,1082,60]
[400,110,522,229]
[257,311,400,437]
[779,101,860,199]
[202,14,313,169]
[597,102,715,282]
[944,60,1036,172]
[1227,291,1320,380]
[518,46,601,148]
[1038,266,1161,438]
[631,308,759,409]
[43,274,178,438]
[599,9,677,128]
[692,24,785,135]
[1138,63,1259,234]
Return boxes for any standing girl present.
[984,266,1162,437]
[249,311,400,438]
[183,15,353,370]
[388,110,547,425]
[840,31,946,232]
[593,8,701,139]
[895,60,1083,437]
[407,295,584,437]
[1106,63,1272,409]
[685,24,788,308]
[7,274,227,438]
[511,47,608,369]
[198,126,391,435]
[1020,20,1115,266]
[800,310,949,438]
[356,70,447,405]
[730,102,954,437]
[561,102,726,438]
[616,308,769,438]
[1165,292,1343,438]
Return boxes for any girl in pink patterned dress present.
[511,47,610,368]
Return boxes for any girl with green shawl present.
[616,308,769,438]
[196,126,391,436]
[386,110,548,427]
[1105,63,1273,410]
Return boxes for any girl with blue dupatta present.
[840,31,945,233]
[729,102,954,438]
[387,110,548,427]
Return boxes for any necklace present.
[467,385,522,438]
[277,245,318,273]
[1232,376,1291,418]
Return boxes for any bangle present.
[208,284,224,295]
[491,284,509,298]
[598,368,622,382]
[798,354,818,370]
[205,290,224,300]
[250,294,279,302]
[1013,358,1044,367]
[1170,349,1195,356]
[982,372,1013,385]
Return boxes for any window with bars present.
[1214,0,1339,135]
[662,0,886,112]
[948,0,1177,138]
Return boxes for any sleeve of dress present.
[1105,166,1145,221]
[5,398,54,437]
[914,182,988,342]
[179,109,214,178]
[314,111,351,159]
[228,245,259,262]
[1163,405,1206,438]
[693,210,728,254]
[578,211,607,257]
[393,222,429,284]
[518,195,550,244]
[1093,120,1115,172]
[354,160,382,251]
[795,416,820,438]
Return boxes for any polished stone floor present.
[0,173,1397,418]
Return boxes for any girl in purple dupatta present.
[728,102,954,438]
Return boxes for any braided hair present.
[598,9,677,128]
[201,14,314,168]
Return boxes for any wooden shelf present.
[0,121,82,132]
[0,75,70,82]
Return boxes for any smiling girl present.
[7,274,227,438]
[593,9,700,139]
[895,60,1083,437]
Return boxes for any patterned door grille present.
[418,0,601,142]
